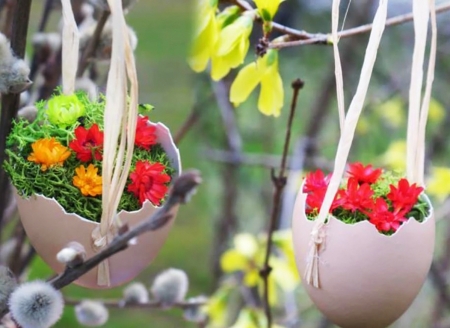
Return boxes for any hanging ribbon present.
[407,0,437,186]
[92,0,139,286]
[304,0,389,287]
[60,0,139,286]
[60,0,79,94]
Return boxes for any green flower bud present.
[46,94,85,128]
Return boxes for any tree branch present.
[0,0,32,231]
[49,170,202,290]
[260,79,304,327]
[64,297,205,310]
[77,10,110,77]
[272,2,450,49]
[224,0,450,49]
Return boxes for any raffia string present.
[60,0,79,94]
[407,0,437,186]
[91,0,139,286]
[331,0,345,132]
[304,0,388,287]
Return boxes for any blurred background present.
[4,0,450,327]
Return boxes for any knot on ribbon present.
[305,220,327,288]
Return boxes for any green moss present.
[4,91,175,222]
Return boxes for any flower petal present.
[258,64,284,116]
[230,61,263,106]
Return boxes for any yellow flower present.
[220,233,260,286]
[379,140,406,172]
[230,49,283,116]
[427,166,450,202]
[429,98,445,124]
[27,138,71,171]
[253,0,285,21]
[211,13,254,81]
[376,96,404,128]
[188,0,218,72]
[73,164,102,197]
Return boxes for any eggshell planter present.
[14,122,181,289]
[292,185,435,328]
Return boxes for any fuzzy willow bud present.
[150,268,189,307]
[0,33,32,94]
[123,282,149,304]
[183,295,208,323]
[56,242,86,268]
[75,300,109,327]
[8,281,64,328]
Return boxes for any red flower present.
[338,178,374,212]
[303,169,330,193]
[135,116,157,150]
[387,178,423,213]
[127,161,171,206]
[304,170,342,214]
[347,162,382,184]
[69,124,104,162]
[368,198,407,233]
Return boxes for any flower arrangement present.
[303,162,430,234]
[4,91,175,222]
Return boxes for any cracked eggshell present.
[292,185,435,328]
[15,122,181,289]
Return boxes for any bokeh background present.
[15,0,450,327]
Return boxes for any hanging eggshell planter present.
[13,122,181,289]
[290,0,438,326]
[5,0,183,289]
[292,181,435,328]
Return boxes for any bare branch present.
[49,170,202,290]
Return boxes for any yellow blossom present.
[253,0,285,21]
[211,13,254,81]
[230,49,283,116]
[427,166,450,201]
[379,140,406,172]
[73,164,102,197]
[428,98,445,124]
[376,96,404,128]
[188,0,218,72]
[27,138,71,171]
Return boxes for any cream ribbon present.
[60,0,79,94]
[61,0,139,286]
[304,0,437,288]
[94,0,139,287]
[407,0,437,186]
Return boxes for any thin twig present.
[225,0,450,49]
[271,1,450,49]
[174,95,213,145]
[77,10,110,77]
[64,297,205,310]
[260,79,304,327]
[203,147,332,171]
[0,0,32,231]
[49,171,202,290]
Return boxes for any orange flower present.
[27,138,71,171]
[73,164,102,197]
